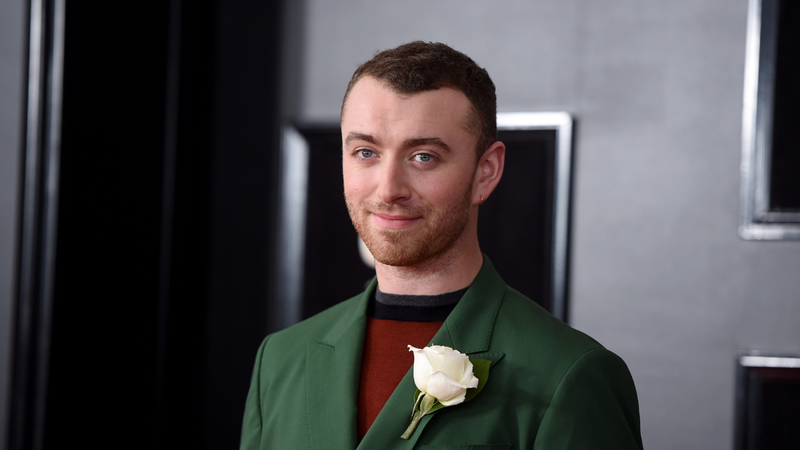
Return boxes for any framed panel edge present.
[274,127,309,330]
[733,353,800,450]
[739,0,800,240]
[497,112,574,322]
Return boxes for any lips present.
[372,212,421,230]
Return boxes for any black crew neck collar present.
[369,287,468,322]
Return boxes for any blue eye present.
[358,149,375,158]
[414,154,433,163]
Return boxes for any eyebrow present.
[344,132,378,148]
[402,137,452,154]
[344,132,452,154]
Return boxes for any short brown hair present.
[342,41,497,159]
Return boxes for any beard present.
[345,183,474,267]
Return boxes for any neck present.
[374,232,483,295]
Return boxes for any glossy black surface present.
[12,1,285,449]
[735,361,800,450]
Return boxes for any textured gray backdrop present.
[291,1,800,449]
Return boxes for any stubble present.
[345,183,473,268]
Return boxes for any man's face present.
[341,77,480,267]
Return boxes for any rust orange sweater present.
[356,287,465,441]
[356,318,442,440]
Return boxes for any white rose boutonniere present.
[401,345,491,440]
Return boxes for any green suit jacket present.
[240,258,643,449]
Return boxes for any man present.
[240,41,643,449]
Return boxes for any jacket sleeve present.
[533,347,644,450]
[240,336,270,450]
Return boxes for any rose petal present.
[458,361,479,388]
[408,345,434,392]
[465,372,479,389]
[439,390,468,407]
[423,346,467,379]
[425,370,469,406]
[456,359,477,386]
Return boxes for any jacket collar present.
[307,256,506,449]
[305,278,375,450]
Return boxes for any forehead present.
[341,77,475,147]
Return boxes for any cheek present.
[419,172,474,204]
[343,169,368,201]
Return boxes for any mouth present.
[371,212,421,230]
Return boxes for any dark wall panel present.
[201,0,285,447]
[11,1,284,449]
[47,3,171,447]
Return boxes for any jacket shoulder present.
[492,285,615,375]
[266,292,365,349]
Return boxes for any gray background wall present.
[0,0,25,447]
[294,0,800,449]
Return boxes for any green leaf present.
[464,358,491,402]
[427,400,447,414]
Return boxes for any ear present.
[472,141,505,205]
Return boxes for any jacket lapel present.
[305,279,375,450]
[357,256,507,449]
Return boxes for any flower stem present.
[400,411,423,440]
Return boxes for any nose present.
[376,158,411,204]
